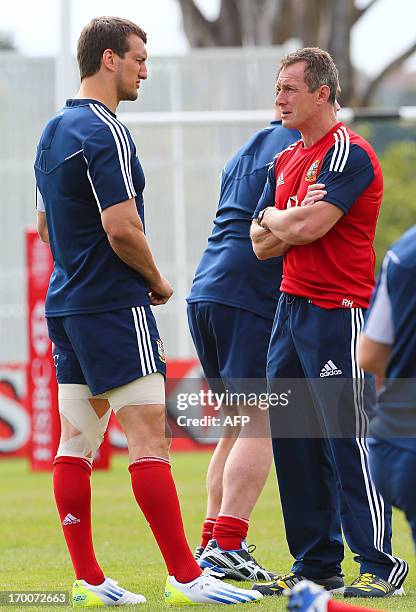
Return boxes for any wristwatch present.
[256,207,269,226]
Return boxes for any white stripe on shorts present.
[132,307,148,375]
[137,306,157,373]
[131,307,157,376]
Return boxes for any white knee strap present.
[104,372,165,413]
[56,384,111,462]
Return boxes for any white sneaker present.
[286,580,331,612]
[164,569,263,605]
[72,577,146,606]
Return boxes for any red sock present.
[129,457,201,583]
[53,456,104,585]
[329,602,383,612]
[200,517,216,548]
[212,514,249,550]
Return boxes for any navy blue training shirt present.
[34,98,150,317]
[187,121,300,320]
[366,225,416,449]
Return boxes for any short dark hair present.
[77,16,147,81]
[278,47,340,104]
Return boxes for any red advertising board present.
[0,364,30,457]
[25,230,110,470]
[26,229,60,470]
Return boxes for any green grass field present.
[0,454,414,611]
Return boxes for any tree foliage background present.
[178,0,416,264]
[177,0,416,107]
[376,141,416,265]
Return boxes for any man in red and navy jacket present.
[251,48,407,600]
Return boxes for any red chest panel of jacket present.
[273,122,383,309]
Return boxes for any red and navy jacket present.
[255,122,383,309]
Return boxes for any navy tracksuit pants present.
[267,293,407,586]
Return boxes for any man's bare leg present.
[198,406,275,580]
[206,406,240,517]
[214,406,272,542]
[220,408,272,519]
[195,407,240,553]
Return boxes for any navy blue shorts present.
[187,301,272,393]
[47,305,166,396]
[369,437,416,547]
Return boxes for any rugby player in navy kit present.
[35,16,262,608]
[360,225,416,551]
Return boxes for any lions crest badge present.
[156,338,166,363]
[305,160,320,182]
[276,172,285,186]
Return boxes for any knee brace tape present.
[56,384,111,461]
[106,372,165,413]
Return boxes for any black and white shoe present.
[344,573,406,598]
[199,539,278,582]
[253,572,345,596]
[195,544,226,579]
